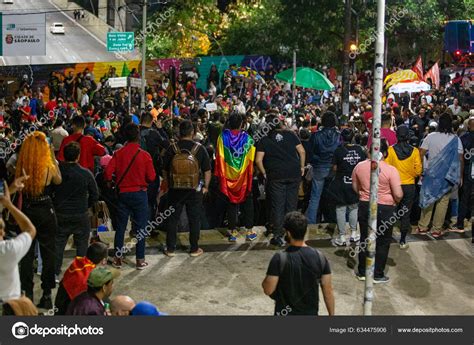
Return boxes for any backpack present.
[170,142,201,189]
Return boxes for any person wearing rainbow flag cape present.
[215,113,257,242]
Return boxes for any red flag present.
[424,62,440,89]
[412,55,423,80]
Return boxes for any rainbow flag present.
[215,129,255,204]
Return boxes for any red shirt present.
[104,143,156,193]
[363,111,373,130]
[58,133,105,172]
[20,106,31,122]
[45,100,57,112]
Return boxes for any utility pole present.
[342,0,352,116]
[292,50,296,108]
[140,0,147,110]
[364,0,385,316]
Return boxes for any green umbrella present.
[275,67,334,90]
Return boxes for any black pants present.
[226,192,254,230]
[399,184,416,243]
[147,179,160,226]
[20,197,57,299]
[166,189,203,252]
[55,212,90,275]
[357,201,395,279]
[267,178,300,237]
[456,176,472,230]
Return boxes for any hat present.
[87,267,120,288]
[131,301,167,316]
[216,94,223,98]
[396,125,410,141]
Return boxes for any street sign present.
[107,32,135,52]
[107,77,128,88]
[0,13,46,56]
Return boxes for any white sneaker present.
[350,231,360,242]
[333,235,346,246]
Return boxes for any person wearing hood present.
[306,111,340,224]
[386,126,422,249]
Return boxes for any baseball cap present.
[130,301,167,316]
[87,267,120,288]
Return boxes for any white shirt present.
[81,94,89,107]
[421,132,463,169]
[51,126,69,151]
[0,233,32,301]
[448,104,461,116]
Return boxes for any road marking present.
[48,0,126,61]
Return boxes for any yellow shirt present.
[386,145,422,185]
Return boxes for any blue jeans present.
[335,203,358,236]
[114,191,149,260]
[306,167,331,224]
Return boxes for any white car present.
[50,23,65,34]
[3,0,14,4]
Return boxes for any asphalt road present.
[0,0,124,66]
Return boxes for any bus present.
[444,20,474,62]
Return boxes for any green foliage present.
[142,0,474,65]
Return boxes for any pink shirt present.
[367,128,398,149]
[352,160,401,206]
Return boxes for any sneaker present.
[190,248,204,257]
[374,276,390,284]
[449,226,465,234]
[246,231,258,242]
[136,260,149,270]
[37,295,53,310]
[350,231,360,242]
[355,272,366,281]
[228,230,239,242]
[112,257,122,269]
[431,229,446,238]
[333,235,346,247]
[399,242,409,250]
[164,249,176,258]
[270,236,286,247]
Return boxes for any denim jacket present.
[419,137,461,209]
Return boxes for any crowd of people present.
[0,58,473,316]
